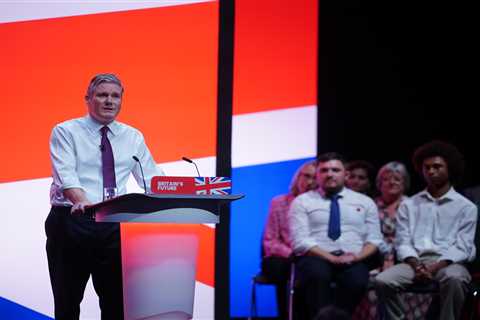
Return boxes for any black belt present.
[51,205,96,220]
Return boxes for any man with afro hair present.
[374,140,477,320]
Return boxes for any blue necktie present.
[100,126,116,188]
[328,194,341,240]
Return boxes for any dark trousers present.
[262,256,291,320]
[296,255,369,319]
[45,206,124,320]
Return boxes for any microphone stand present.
[132,156,148,193]
[181,157,201,177]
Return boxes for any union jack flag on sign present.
[194,177,232,195]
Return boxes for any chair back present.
[467,204,480,273]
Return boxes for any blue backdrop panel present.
[0,297,52,320]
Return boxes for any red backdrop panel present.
[0,2,218,183]
[233,0,318,115]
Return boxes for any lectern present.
[89,193,243,320]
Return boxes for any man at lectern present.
[45,73,163,319]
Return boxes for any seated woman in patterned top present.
[262,160,317,320]
[354,161,431,320]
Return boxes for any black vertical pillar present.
[215,0,235,319]
[317,0,342,155]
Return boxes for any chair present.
[249,272,276,320]
[249,264,295,320]
[462,279,480,320]
[287,259,298,320]
[249,239,293,320]
[250,227,294,320]
[463,203,480,319]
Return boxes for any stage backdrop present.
[0,1,218,319]
[230,0,318,317]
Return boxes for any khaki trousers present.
[374,255,471,320]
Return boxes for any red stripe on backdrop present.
[0,2,218,183]
[233,0,318,115]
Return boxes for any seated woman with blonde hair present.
[262,160,317,320]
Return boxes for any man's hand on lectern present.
[63,188,92,215]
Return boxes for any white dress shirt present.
[395,187,477,263]
[50,115,164,206]
[289,187,384,255]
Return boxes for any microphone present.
[132,156,147,193]
[182,156,201,177]
[99,144,105,152]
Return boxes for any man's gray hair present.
[86,73,124,98]
[376,161,410,192]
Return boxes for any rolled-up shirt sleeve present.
[288,196,317,255]
[440,204,478,263]
[395,201,419,261]
[364,199,384,248]
[50,125,83,191]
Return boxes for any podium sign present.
[151,176,231,195]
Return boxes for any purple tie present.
[100,126,116,188]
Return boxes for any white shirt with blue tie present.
[289,187,384,255]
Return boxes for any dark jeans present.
[262,256,291,320]
[45,206,124,320]
[296,255,369,320]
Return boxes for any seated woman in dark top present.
[345,160,375,197]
